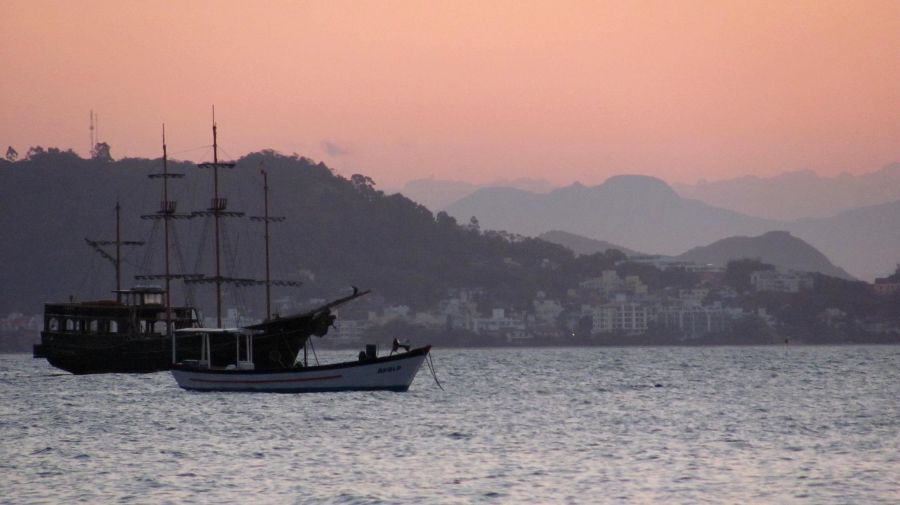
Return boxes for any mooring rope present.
[426,353,444,391]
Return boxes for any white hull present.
[171,346,431,393]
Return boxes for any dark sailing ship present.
[33,120,356,374]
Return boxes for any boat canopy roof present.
[114,285,166,294]
[175,327,248,335]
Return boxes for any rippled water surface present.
[3,346,899,504]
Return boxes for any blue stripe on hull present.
[179,385,411,393]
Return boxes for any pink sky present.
[2,1,898,188]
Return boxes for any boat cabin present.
[173,328,256,370]
[116,286,166,307]
[42,286,199,340]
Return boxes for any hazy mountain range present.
[398,177,555,211]
[537,229,854,281]
[446,175,775,255]
[398,164,900,223]
[445,175,900,281]
[676,231,854,280]
[536,230,642,258]
[672,163,900,221]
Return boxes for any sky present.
[2,0,899,189]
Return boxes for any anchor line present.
[426,353,444,391]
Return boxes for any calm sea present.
[2,346,899,504]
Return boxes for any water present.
[2,346,899,504]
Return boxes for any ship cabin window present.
[153,321,167,335]
[89,320,98,333]
[109,320,120,334]
[65,319,75,332]
[47,318,59,332]
[143,293,163,306]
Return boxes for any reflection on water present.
[2,346,899,504]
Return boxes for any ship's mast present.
[249,166,297,321]
[213,113,224,327]
[85,204,144,303]
[137,125,194,360]
[162,127,171,320]
[115,201,122,300]
[193,110,300,327]
[263,168,272,318]
[198,107,237,328]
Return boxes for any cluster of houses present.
[323,259,833,345]
[0,313,42,334]
[872,264,900,296]
[6,262,900,349]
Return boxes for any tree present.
[350,173,379,201]
[5,146,17,162]
[92,142,113,162]
[467,216,480,233]
[725,258,773,293]
[435,211,458,228]
[26,146,45,159]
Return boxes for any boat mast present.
[115,201,122,302]
[162,126,173,358]
[198,107,237,328]
[213,117,222,327]
[85,206,143,303]
[250,167,297,321]
[137,125,191,359]
[195,111,300,328]
[162,128,170,303]
[263,167,272,319]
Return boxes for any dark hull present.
[38,331,305,375]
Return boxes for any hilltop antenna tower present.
[89,111,97,157]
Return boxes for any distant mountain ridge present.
[676,231,855,280]
[537,230,642,257]
[446,175,777,256]
[399,177,555,211]
[786,198,900,283]
[540,229,854,279]
[673,163,900,220]
[445,174,900,281]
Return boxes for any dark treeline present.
[0,148,622,317]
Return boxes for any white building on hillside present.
[751,270,813,293]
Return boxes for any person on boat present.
[390,338,410,355]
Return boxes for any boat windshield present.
[143,293,163,305]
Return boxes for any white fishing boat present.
[167,116,434,393]
[170,327,431,393]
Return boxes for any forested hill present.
[0,149,583,317]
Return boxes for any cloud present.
[321,140,350,157]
